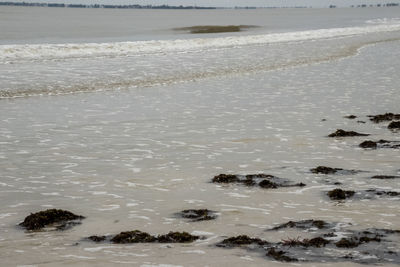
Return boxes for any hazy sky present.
[10,0,394,8]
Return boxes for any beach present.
[1,6,400,266]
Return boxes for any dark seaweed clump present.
[158,231,200,243]
[217,235,268,247]
[335,234,381,248]
[19,209,84,231]
[267,248,298,262]
[344,115,357,119]
[335,238,360,248]
[217,224,400,263]
[388,121,400,129]
[179,209,217,221]
[311,166,343,174]
[282,237,330,248]
[327,188,355,200]
[212,174,239,183]
[366,189,400,197]
[310,166,359,175]
[359,140,378,149]
[371,175,400,179]
[368,113,400,123]
[212,173,305,188]
[328,129,369,137]
[270,219,328,231]
[258,179,278,188]
[109,230,198,244]
[111,230,157,243]
[326,189,400,200]
[359,140,400,149]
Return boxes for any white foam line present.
[2,23,400,62]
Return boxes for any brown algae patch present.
[217,235,269,247]
[212,173,305,188]
[157,231,200,243]
[326,188,400,201]
[344,115,357,119]
[388,121,400,129]
[269,219,330,231]
[359,140,378,149]
[178,209,217,221]
[359,139,400,149]
[327,188,355,200]
[88,230,199,244]
[111,230,157,243]
[215,227,400,263]
[328,129,369,137]
[368,113,400,123]
[335,236,381,248]
[19,209,84,231]
[174,25,257,34]
[212,174,239,183]
[365,189,400,197]
[310,166,359,175]
[334,229,386,248]
[267,248,298,262]
[311,166,343,174]
[281,237,330,248]
[371,175,400,179]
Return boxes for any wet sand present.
[1,31,400,266]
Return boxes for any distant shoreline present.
[1,1,399,9]
[0,1,217,9]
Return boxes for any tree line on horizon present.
[0,1,398,9]
[0,1,217,9]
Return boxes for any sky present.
[9,0,397,8]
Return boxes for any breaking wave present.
[1,22,400,63]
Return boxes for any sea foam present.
[1,23,400,63]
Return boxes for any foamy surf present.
[1,23,400,63]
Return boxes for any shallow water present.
[1,6,400,267]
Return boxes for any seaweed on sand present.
[368,113,400,123]
[359,140,378,149]
[359,140,400,149]
[216,227,400,264]
[366,189,400,197]
[371,175,400,179]
[157,231,199,243]
[335,234,381,248]
[270,219,329,231]
[178,209,217,221]
[328,129,369,137]
[212,173,305,188]
[212,174,239,183]
[110,230,199,244]
[267,248,298,262]
[327,188,355,200]
[19,209,84,231]
[217,235,268,247]
[344,115,357,119]
[310,166,359,175]
[388,121,400,129]
[311,166,343,174]
[281,237,330,248]
[111,230,157,244]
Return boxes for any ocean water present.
[0,6,400,266]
